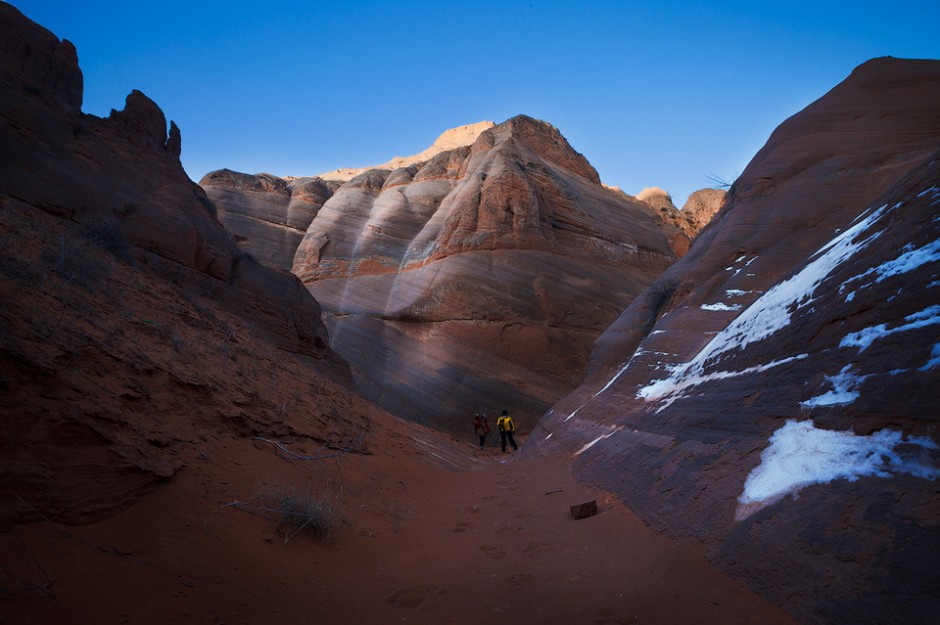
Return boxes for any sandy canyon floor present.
[2,419,799,625]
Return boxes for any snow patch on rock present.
[701,302,742,311]
[735,420,940,521]
[800,365,867,407]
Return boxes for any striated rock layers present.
[533,58,940,625]
[293,115,687,432]
[200,169,340,270]
[0,4,377,527]
[197,123,498,272]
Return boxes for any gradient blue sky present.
[15,0,940,207]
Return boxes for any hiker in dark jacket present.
[472,414,488,450]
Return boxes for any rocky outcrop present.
[610,186,724,250]
[533,57,940,625]
[0,7,232,281]
[294,115,684,432]
[0,4,368,528]
[200,169,339,270]
[679,187,726,233]
[634,186,676,212]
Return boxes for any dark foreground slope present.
[533,57,940,625]
[0,3,381,527]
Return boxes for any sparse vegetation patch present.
[256,485,339,543]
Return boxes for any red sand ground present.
[2,420,799,625]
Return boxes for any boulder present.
[569,500,598,520]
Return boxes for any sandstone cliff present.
[293,115,686,431]
[200,169,340,270]
[196,123,496,271]
[0,3,377,527]
[533,57,940,625]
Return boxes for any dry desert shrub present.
[257,485,339,543]
[644,275,678,333]
[40,231,110,289]
[83,216,130,260]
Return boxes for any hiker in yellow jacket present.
[496,409,518,452]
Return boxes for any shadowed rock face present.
[0,4,364,527]
[200,169,340,270]
[533,57,940,625]
[0,20,233,280]
[294,115,686,432]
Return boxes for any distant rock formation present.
[0,4,371,527]
[631,186,726,245]
[606,185,724,255]
[294,114,685,431]
[316,121,495,182]
[634,186,676,211]
[200,169,340,270]
[534,57,940,625]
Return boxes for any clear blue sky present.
[15,0,940,207]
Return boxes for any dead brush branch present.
[0,532,56,600]
[252,432,369,461]
[252,437,346,462]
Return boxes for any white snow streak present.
[574,428,621,456]
[921,344,940,371]
[840,305,940,352]
[841,237,940,302]
[639,354,808,408]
